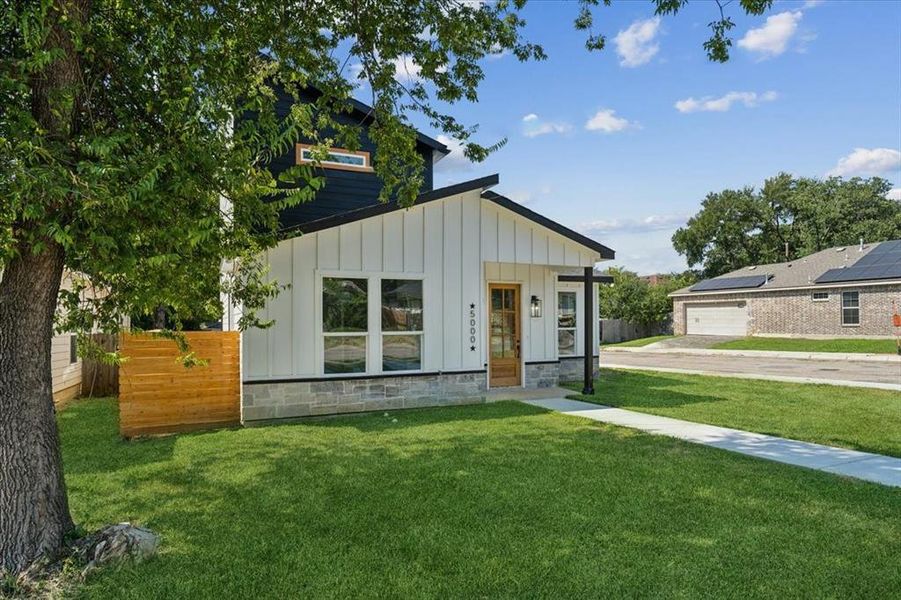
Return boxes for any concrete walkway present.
[525,398,901,488]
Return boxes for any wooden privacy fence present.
[82,333,119,398]
[118,331,240,437]
[601,315,673,344]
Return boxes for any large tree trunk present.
[0,241,75,574]
[0,0,87,574]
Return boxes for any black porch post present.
[582,266,595,395]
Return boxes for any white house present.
[232,89,614,421]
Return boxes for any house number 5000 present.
[468,303,477,351]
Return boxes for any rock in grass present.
[75,523,160,576]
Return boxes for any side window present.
[297,144,372,172]
[322,278,368,373]
[69,335,78,364]
[841,291,860,326]
[557,292,577,355]
[381,280,423,371]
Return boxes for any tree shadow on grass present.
[62,399,901,600]
[297,400,551,433]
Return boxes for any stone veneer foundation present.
[523,362,560,389]
[243,357,600,421]
[558,356,599,383]
[243,371,488,422]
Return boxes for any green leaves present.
[599,268,696,326]
[1,0,777,343]
[673,175,901,278]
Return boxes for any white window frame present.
[380,278,425,374]
[811,291,830,302]
[316,271,425,377]
[297,143,372,172]
[841,290,860,327]
[320,276,370,375]
[557,290,578,356]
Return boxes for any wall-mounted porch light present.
[530,295,542,318]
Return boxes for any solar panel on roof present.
[690,275,769,292]
[814,241,901,284]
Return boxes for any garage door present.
[685,302,748,336]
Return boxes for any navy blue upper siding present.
[267,86,448,232]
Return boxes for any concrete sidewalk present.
[603,362,901,392]
[603,345,901,363]
[525,398,901,488]
[600,351,901,391]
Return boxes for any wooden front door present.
[488,284,521,387]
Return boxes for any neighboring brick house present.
[670,240,901,338]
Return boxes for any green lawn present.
[601,334,673,348]
[61,398,900,598]
[568,369,901,457]
[712,336,900,354]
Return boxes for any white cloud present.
[486,44,510,60]
[435,134,473,173]
[584,108,635,133]
[614,17,662,68]
[579,214,689,236]
[392,55,423,83]
[347,63,365,80]
[826,148,901,177]
[521,113,572,138]
[433,135,473,173]
[738,11,803,58]
[580,216,690,274]
[507,191,534,206]
[674,90,778,113]
[391,55,448,83]
[803,0,824,8]
[887,188,901,201]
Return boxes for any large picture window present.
[841,290,860,326]
[322,278,368,373]
[381,279,423,371]
[557,291,577,355]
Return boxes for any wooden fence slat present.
[82,333,119,397]
[118,331,240,437]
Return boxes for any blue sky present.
[393,0,901,274]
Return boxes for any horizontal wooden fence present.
[118,331,240,437]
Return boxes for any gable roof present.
[280,174,499,236]
[255,52,449,157]
[481,191,615,260]
[280,174,615,260]
[343,95,449,158]
[299,85,449,158]
[671,240,901,296]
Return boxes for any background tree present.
[600,268,696,326]
[1,0,774,575]
[673,175,901,278]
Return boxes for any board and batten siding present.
[243,188,600,380]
